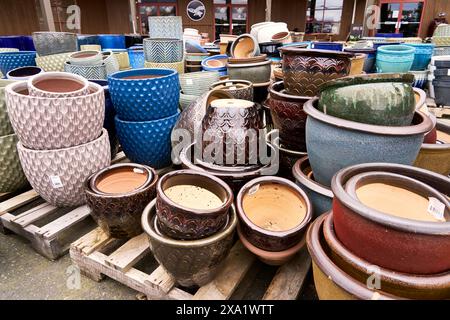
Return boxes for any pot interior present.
[206,59,227,67]
[73,51,98,58]
[8,67,41,78]
[33,77,85,93]
[95,166,150,194]
[233,37,255,58]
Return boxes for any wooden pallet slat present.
[105,233,150,272]
[0,190,39,214]
[11,203,57,227]
[146,266,176,294]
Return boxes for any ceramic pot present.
[6,81,105,150]
[433,46,450,56]
[279,48,352,96]
[85,164,157,239]
[98,34,126,49]
[81,45,102,52]
[227,54,267,65]
[77,35,100,48]
[349,53,366,75]
[64,62,108,80]
[271,32,292,44]
[102,51,120,75]
[255,22,289,43]
[253,82,270,104]
[27,71,90,98]
[258,42,282,59]
[142,199,236,287]
[0,51,37,75]
[125,34,146,48]
[68,50,102,66]
[0,79,15,136]
[17,129,111,207]
[405,43,434,71]
[144,60,185,74]
[127,46,145,69]
[304,98,433,186]
[250,22,276,40]
[230,34,260,58]
[201,54,228,72]
[108,68,180,122]
[344,47,376,73]
[210,80,253,101]
[115,112,179,169]
[143,38,183,63]
[408,70,428,89]
[148,16,182,40]
[32,32,78,56]
[312,42,344,51]
[185,65,203,73]
[376,45,415,73]
[156,170,233,240]
[6,66,43,80]
[0,36,23,50]
[179,92,198,111]
[35,52,74,72]
[332,163,450,275]
[185,40,207,54]
[227,59,271,84]
[110,49,130,70]
[186,52,209,62]
[179,71,220,96]
[0,133,28,193]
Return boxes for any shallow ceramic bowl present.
[201,54,228,71]
[0,51,37,75]
[0,79,15,136]
[179,71,220,96]
[210,80,253,101]
[230,34,260,58]
[227,59,271,84]
[35,52,74,72]
[32,32,78,56]
[27,71,90,98]
[0,133,29,193]
[6,66,43,80]
[228,54,267,65]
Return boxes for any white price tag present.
[186,78,193,85]
[49,175,64,189]
[447,69,450,76]
[225,82,233,87]
[248,184,260,196]
[133,168,144,174]
[427,197,446,221]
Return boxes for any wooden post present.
[39,0,56,31]
[265,0,272,22]
[129,0,137,34]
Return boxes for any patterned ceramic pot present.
[210,80,253,101]
[312,42,344,51]
[179,71,220,96]
[148,16,182,40]
[227,59,271,84]
[0,36,23,50]
[27,71,90,98]
[98,34,126,49]
[101,51,120,75]
[32,32,78,56]
[64,61,108,80]
[6,66,43,80]
[108,68,180,121]
[0,133,29,193]
[405,43,435,71]
[127,46,145,69]
[68,50,103,66]
[80,45,102,52]
[35,52,74,72]
[143,38,183,63]
[408,70,428,89]
[376,45,415,73]
[144,60,184,74]
[179,92,198,111]
[17,129,111,207]
[0,51,37,75]
[110,49,130,70]
[0,79,15,136]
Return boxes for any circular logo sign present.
[187,0,206,21]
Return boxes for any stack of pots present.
[5,72,111,207]
[64,50,108,80]
[202,54,228,76]
[307,163,449,300]
[178,71,220,110]
[429,55,450,106]
[185,39,209,73]
[109,68,180,169]
[404,43,434,89]
[32,32,78,72]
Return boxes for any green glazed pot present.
[0,79,16,136]
[0,133,29,193]
[318,73,417,126]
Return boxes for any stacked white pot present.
[5,72,111,207]
[64,50,108,80]
[32,32,78,72]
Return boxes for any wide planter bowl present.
[98,34,126,49]
[279,48,352,96]
[227,59,271,84]
[85,163,158,238]
[142,199,236,287]
[68,50,103,66]
[17,129,111,207]
[0,79,15,136]
[115,112,179,169]
[405,43,434,71]
[144,61,184,74]
[148,16,182,40]
[108,68,180,122]
[318,73,417,126]
[304,98,433,186]
[0,133,29,193]
[332,163,450,275]
[0,51,37,75]
[27,71,90,98]
[6,81,105,150]
[156,170,233,240]
[127,46,145,69]
[376,45,415,73]
[230,34,260,58]
[344,47,376,73]
[143,38,183,63]
[6,66,43,80]
[255,22,288,43]
[210,80,253,101]
[35,52,74,72]
[179,71,220,96]
[32,32,77,56]
[64,62,107,80]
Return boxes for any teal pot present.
[227,59,271,84]
[318,73,418,126]
[404,43,434,71]
[0,79,15,136]
[304,98,433,186]
[376,45,415,73]
[0,133,29,193]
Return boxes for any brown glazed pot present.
[279,48,352,96]
[84,164,158,239]
[156,169,233,240]
[236,176,312,252]
[323,213,450,299]
[332,163,450,275]
[210,80,254,101]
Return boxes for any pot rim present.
[142,198,237,247]
[108,68,177,81]
[228,54,268,64]
[253,81,271,87]
[230,33,259,59]
[344,47,377,54]
[210,79,253,91]
[292,156,333,198]
[318,73,415,92]
[278,47,353,59]
[179,71,218,80]
[28,71,90,96]
[114,111,180,125]
[33,31,77,36]
[422,121,450,149]
[269,80,312,101]
[271,31,290,40]
[377,44,415,54]
[0,51,36,56]
[69,50,101,58]
[226,59,271,68]
[143,38,182,42]
[6,66,43,80]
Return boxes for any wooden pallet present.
[426,98,450,118]
[70,227,312,300]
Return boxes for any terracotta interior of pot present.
[210,98,254,109]
[33,78,85,93]
[242,182,307,232]
[73,52,97,58]
[437,129,450,143]
[206,59,227,67]
[95,166,150,194]
[8,67,41,77]
[234,37,255,58]
[272,32,289,40]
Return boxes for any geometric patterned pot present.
[0,133,29,193]
[144,61,185,74]
[64,62,108,80]
[143,38,183,63]
[35,52,75,72]
[148,16,182,40]
[32,32,78,56]
[0,51,37,75]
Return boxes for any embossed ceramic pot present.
[230,34,260,58]
[102,51,120,75]
[0,79,15,136]
[85,163,158,239]
[227,59,271,84]
[27,71,90,98]
[304,98,433,186]
[6,81,105,150]
[127,46,145,69]
[0,51,37,75]
[143,38,183,63]
[0,133,29,193]
[279,48,352,96]
[6,66,43,80]
[32,32,78,56]
[17,129,111,207]
[68,50,103,66]
[35,52,74,72]
[236,176,312,252]
[156,170,233,240]
[144,60,185,74]
[210,80,253,101]
[179,71,220,96]
[142,199,236,287]
[148,16,183,40]
[376,45,415,73]
[64,62,108,80]
[332,163,450,275]
[179,92,198,111]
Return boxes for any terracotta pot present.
[28,71,90,98]
[68,50,103,66]
[227,59,271,84]
[85,164,157,239]
[271,31,292,44]
[332,163,450,275]
[35,52,75,72]
[210,80,253,101]
[141,199,237,287]
[6,66,43,80]
[228,54,267,65]
[0,133,29,193]
[230,34,260,58]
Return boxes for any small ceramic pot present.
[32,32,78,56]
[148,16,183,40]
[0,133,29,193]
[127,46,145,69]
[0,51,37,75]
[142,199,236,287]
[210,80,253,101]
[179,71,220,96]
[68,50,103,66]
[85,164,158,239]
[27,71,90,98]
[230,34,260,58]
[156,170,233,239]
[227,59,271,84]
[144,60,185,74]
[405,43,434,71]
[6,66,43,80]
[102,51,121,75]
[0,79,15,136]
[376,45,415,73]
[179,92,198,111]
[344,47,376,73]
[201,54,228,72]
[143,38,183,63]
[64,62,108,80]
[35,52,74,72]
[98,34,126,49]
[236,176,312,252]
[110,49,130,70]
[255,22,289,43]
[271,32,292,44]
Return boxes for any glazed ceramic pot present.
[156,170,233,239]
[185,40,207,54]
[227,54,267,65]
[142,199,236,287]
[349,53,366,75]
[332,163,450,275]
[405,43,434,71]
[6,66,43,80]
[271,32,292,44]
[304,98,433,186]
[253,82,270,104]
[312,42,344,51]
[179,92,198,111]
[85,164,158,239]
[258,42,283,59]
[344,47,376,73]
[230,34,260,58]
[0,79,15,136]
[80,45,102,52]
[255,22,289,43]
[68,50,102,66]
[77,35,100,48]
[376,45,415,73]
[102,51,121,75]
[0,36,23,50]
[179,71,220,96]
[279,48,352,96]
[144,60,184,74]
[115,112,179,169]
[27,71,90,98]
[32,32,78,56]
[110,49,130,70]
[64,62,108,80]
[6,81,105,150]
[108,68,180,122]
[0,133,29,193]
[237,176,312,252]
[148,16,182,40]
[210,80,253,101]
[250,22,276,41]
[227,59,271,84]
[186,52,209,62]
[35,52,73,72]
[318,73,417,126]
[0,51,37,75]
[17,129,111,207]
[98,34,126,49]
[293,156,333,218]
[127,46,145,69]
[201,54,228,73]
[143,38,183,63]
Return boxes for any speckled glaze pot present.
[0,133,29,193]
[85,164,157,239]
[98,34,126,50]
[279,48,352,96]
[143,38,183,63]
[227,59,271,84]
[0,79,15,136]
[0,51,37,75]
[32,32,78,56]
[304,98,433,186]
[6,66,43,80]
[376,45,415,73]
[210,80,253,101]
[27,71,90,98]
[142,199,236,287]
[35,52,74,72]
[332,163,450,275]
[156,170,233,240]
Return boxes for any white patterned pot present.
[35,52,74,72]
[64,61,108,80]
[144,38,183,63]
[68,50,103,66]
[102,51,120,75]
[148,16,182,40]
[179,71,220,96]
[144,60,184,74]
[32,32,78,56]
[28,71,90,98]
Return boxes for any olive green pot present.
[0,133,29,193]
[0,79,15,136]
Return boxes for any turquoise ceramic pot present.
[404,43,435,71]
[376,45,415,73]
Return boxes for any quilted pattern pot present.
[32,32,78,56]
[6,81,105,150]
[0,51,37,75]
[0,79,15,136]
[144,60,184,74]
[35,52,74,72]
[148,16,182,40]
[64,62,108,80]
[17,129,111,207]
[0,133,28,193]
[144,38,183,63]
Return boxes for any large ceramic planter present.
[108,68,180,122]
[35,52,73,72]
[254,22,288,43]
[148,16,182,40]
[77,35,100,48]
[141,199,236,287]
[332,163,450,275]
[279,48,352,96]
[0,79,15,136]
[6,81,105,150]
[32,32,77,56]
[0,51,37,75]
[376,45,415,73]
[6,66,43,80]
[0,133,28,193]
[17,129,111,207]
[28,71,90,98]
[127,46,145,69]
[405,43,435,71]
[179,71,220,96]
[98,34,126,49]
[115,112,179,169]
[64,62,107,80]
[210,80,253,101]
[143,38,183,63]
[344,47,376,73]
[85,164,158,239]
[227,59,271,84]
[230,34,260,58]
[304,98,433,186]
[144,60,184,74]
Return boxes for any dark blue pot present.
[115,112,180,168]
[0,51,36,75]
[77,35,100,48]
[312,42,343,51]
[20,36,36,51]
[128,46,145,69]
[108,68,180,121]
[99,34,126,49]
[0,36,23,50]
[375,33,403,38]
[405,43,434,71]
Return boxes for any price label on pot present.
[427,197,446,221]
[49,175,64,189]
[248,184,260,195]
[133,168,144,174]
[447,69,450,76]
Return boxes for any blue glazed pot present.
[376,45,415,73]
[20,36,36,51]
[372,42,401,51]
[304,98,433,187]
[128,46,145,69]
[0,36,23,50]
[405,43,434,71]
[99,34,126,49]
[312,42,343,52]
[344,47,376,73]
[108,68,180,121]
[115,112,179,168]
[201,54,228,72]
[0,51,36,75]
[77,35,100,48]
